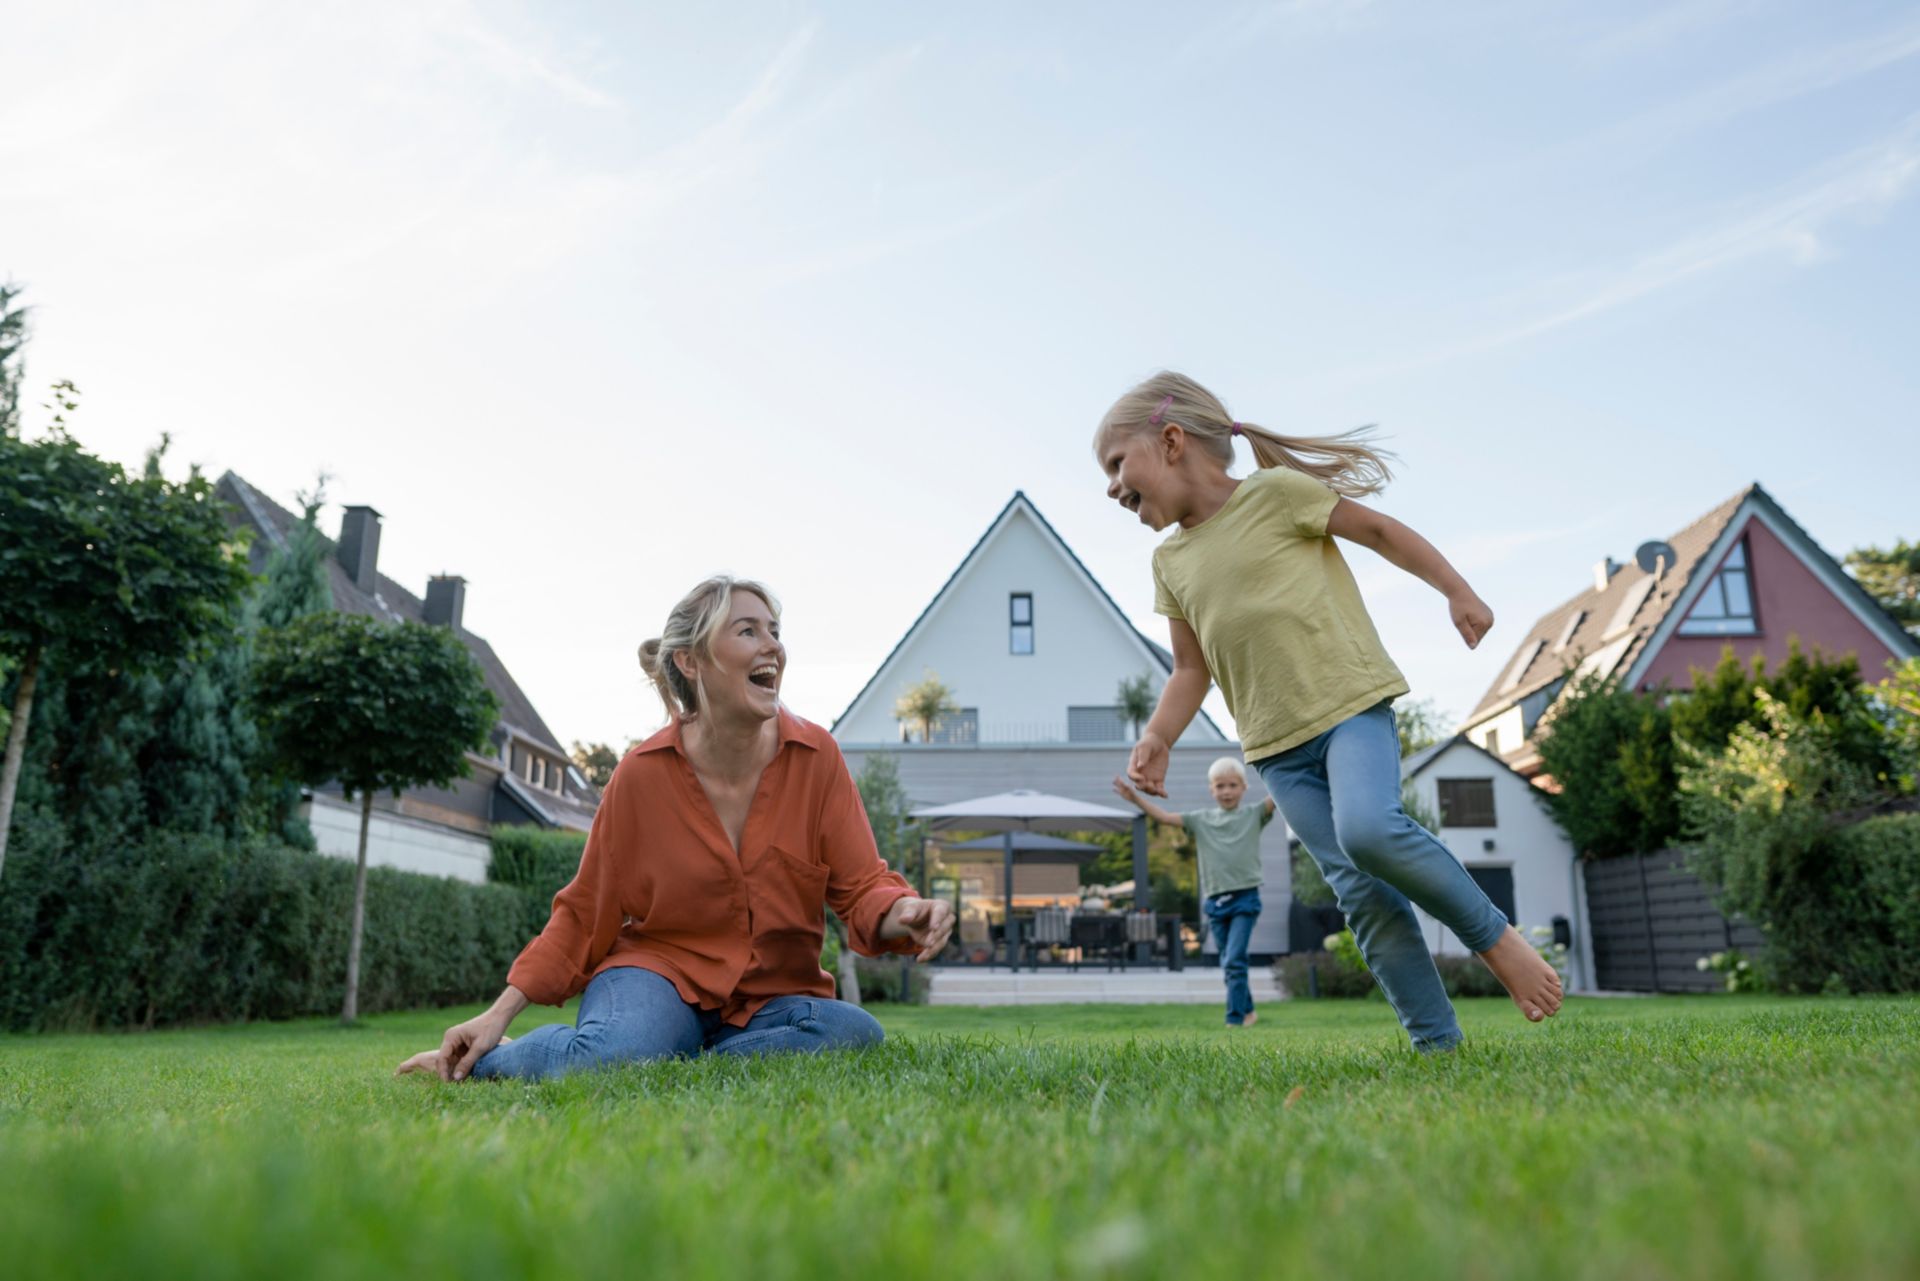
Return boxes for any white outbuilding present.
[1399,735,1595,991]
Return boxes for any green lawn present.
[3,995,1917,1280]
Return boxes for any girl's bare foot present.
[1243,1011,1258,1027]
[1477,925,1563,1022]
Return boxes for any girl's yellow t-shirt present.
[1151,466,1407,762]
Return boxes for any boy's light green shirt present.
[1152,466,1407,761]
[1181,802,1273,901]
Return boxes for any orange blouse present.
[506,709,916,1025]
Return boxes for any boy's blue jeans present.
[1204,888,1262,1025]
[1253,700,1510,1051]
[471,966,884,1081]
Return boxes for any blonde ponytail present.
[1094,370,1395,498]
[637,575,782,720]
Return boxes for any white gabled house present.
[1399,735,1593,990]
[832,492,1299,955]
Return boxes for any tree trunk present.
[836,926,862,1006]
[341,789,373,1024]
[0,643,43,879]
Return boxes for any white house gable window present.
[1009,593,1034,655]
[1437,778,1497,827]
[1678,538,1758,636]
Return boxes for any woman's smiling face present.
[677,589,784,723]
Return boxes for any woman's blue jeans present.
[1204,888,1262,1025]
[1253,700,1509,1051]
[471,966,884,1082]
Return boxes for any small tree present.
[1846,541,1919,636]
[570,741,622,789]
[1116,673,1156,739]
[1394,697,1450,758]
[894,670,959,743]
[252,613,499,1022]
[0,402,251,876]
[0,281,28,437]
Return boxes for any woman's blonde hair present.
[1094,370,1394,497]
[637,575,782,720]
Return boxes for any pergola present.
[909,789,1145,952]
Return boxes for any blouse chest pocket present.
[744,842,830,937]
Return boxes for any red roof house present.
[1462,483,1918,778]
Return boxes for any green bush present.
[1681,691,1918,992]
[853,955,931,1005]
[1273,950,1378,999]
[1829,812,1920,993]
[0,824,544,1031]
[1535,673,1681,858]
[1431,954,1509,998]
[488,826,588,901]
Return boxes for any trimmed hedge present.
[1825,812,1920,993]
[0,816,544,1032]
[488,826,587,903]
[1274,950,1508,1000]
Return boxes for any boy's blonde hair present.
[1095,370,1394,498]
[637,575,781,720]
[1207,757,1247,784]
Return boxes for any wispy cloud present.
[1173,0,1374,70]
[1593,18,1920,149]
[1342,115,1920,377]
[1584,0,1741,60]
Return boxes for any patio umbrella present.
[910,790,1142,945]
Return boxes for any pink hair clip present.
[1148,395,1172,425]
[1230,422,1243,437]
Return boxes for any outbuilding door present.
[1467,865,1516,926]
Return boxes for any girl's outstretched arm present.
[1327,498,1495,649]
[1128,619,1211,797]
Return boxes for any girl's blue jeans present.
[1253,699,1510,1051]
[1204,888,1262,1025]
[471,965,884,1081]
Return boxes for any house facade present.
[218,473,598,883]
[1462,483,1919,778]
[1399,736,1594,991]
[831,491,1300,955]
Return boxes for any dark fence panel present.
[1584,848,1766,992]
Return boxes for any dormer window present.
[1010,593,1034,655]
[1678,538,1757,636]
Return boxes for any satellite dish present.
[1635,540,1677,576]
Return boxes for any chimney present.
[424,575,466,629]
[1592,557,1621,593]
[337,505,383,594]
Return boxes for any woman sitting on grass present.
[1114,759,1275,1028]
[396,576,954,1083]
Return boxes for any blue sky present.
[4,1,1916,750]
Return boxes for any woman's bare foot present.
[1477,925,1563,1022]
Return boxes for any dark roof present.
[216,471,575,762]
[1465,485,1753,724]
[1400,734,1531,782]
[829,491,1226,739]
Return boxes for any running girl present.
[1094,371,1561,1051]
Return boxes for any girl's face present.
[677,590,785,725]
[1098,427,1181,531]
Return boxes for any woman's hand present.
[1127,730,1171,797]
[881,896,957,961]
[1449,590,1494,650]
[433,1010,510,1081]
